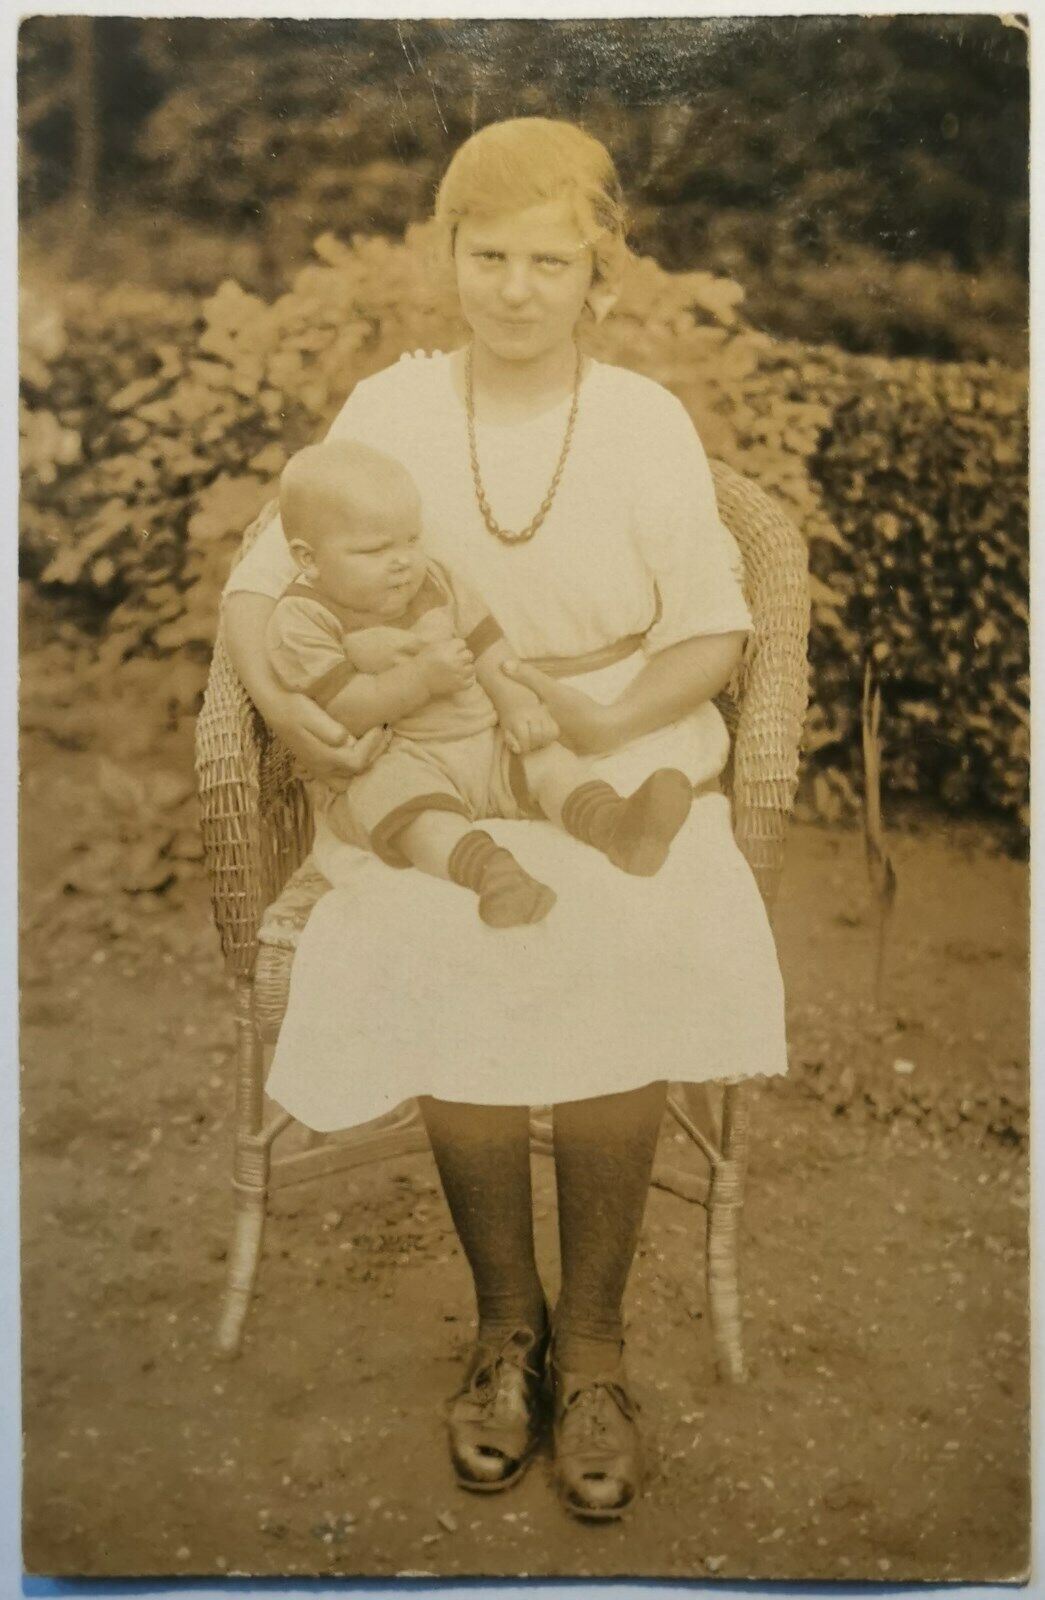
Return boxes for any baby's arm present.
[438,559,559,755]
[475,635,560,756]
[267,597,471,738]
[324,639,474,737]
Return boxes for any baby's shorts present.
[326,728,534,867]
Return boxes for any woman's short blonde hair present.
[433,117,629,307]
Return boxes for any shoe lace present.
[560,1376,635,1447]
[462,1327,541,1416]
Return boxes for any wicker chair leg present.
[678,1080,720,1146]
[705,1082,753,1384]
[215,979,269,1360]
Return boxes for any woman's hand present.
[503,633,747,755]
[500,662,618,756]
[268,691,392,788]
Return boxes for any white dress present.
[225,353,787,1131]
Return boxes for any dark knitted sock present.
[448,829,557,928]
[419,1097,549,1346]
[561,770,693,877]
[552,1080,667,1374]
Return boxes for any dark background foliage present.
[19,13,1029,362]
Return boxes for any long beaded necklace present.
[465,342,583,545]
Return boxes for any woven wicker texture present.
[195,460,809,987]
[709,459,810,908]
[195,499,313,977]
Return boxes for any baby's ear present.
[287,538,316,574]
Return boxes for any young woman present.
[222,117,787,1521]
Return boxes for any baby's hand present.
[419,639,476,696]
[502,703,560,756]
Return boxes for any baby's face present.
[306,486,426,619]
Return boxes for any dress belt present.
[524,633,645,679]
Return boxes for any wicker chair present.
[195,458,809,1378]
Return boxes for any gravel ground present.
[20,730,1029,1582]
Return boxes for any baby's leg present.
[396,811,556,929]
[522,742,694,878]
[519,742,593,826]
[356,739,556,928]
[395,810,474,879]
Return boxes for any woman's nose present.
[500,262,532,305]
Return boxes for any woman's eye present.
[537,256,568,269]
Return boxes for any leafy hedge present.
[19,227,1028,828]
[809,370,1028,825]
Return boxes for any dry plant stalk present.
[862,658,898,1007]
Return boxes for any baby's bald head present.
[280,440,420,552]
[279,440,426,614]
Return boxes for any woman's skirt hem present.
[264,1064,787,1136]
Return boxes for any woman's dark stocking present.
[419,1096,548,1345]
[552,1080,667,1374]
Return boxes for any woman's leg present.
[550,1079,666,1517]
[419,1096,547,1343]
[419,1095,548,1490]
[552,1079,667,1372]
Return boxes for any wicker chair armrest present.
[195,495,320,973]
[710,461,810,909]
[195,630,313,977]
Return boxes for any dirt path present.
[20,737,1029,1582]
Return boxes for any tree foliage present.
[18,15,1028,363]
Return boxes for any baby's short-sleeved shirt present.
[266,558,502,743]
[228,355,753,668]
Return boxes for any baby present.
[266,440,694,928]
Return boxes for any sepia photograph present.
[16,9,1030,1584]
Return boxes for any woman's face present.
[454,198,595,366]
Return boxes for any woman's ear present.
[585,235,631,325]
[585,281,619,325]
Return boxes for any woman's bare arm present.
[223,592,390,784]
[501,632,745,756]
[606,631,745,744]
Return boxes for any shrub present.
[18,228,1028,829]
[809,369,1028,827]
